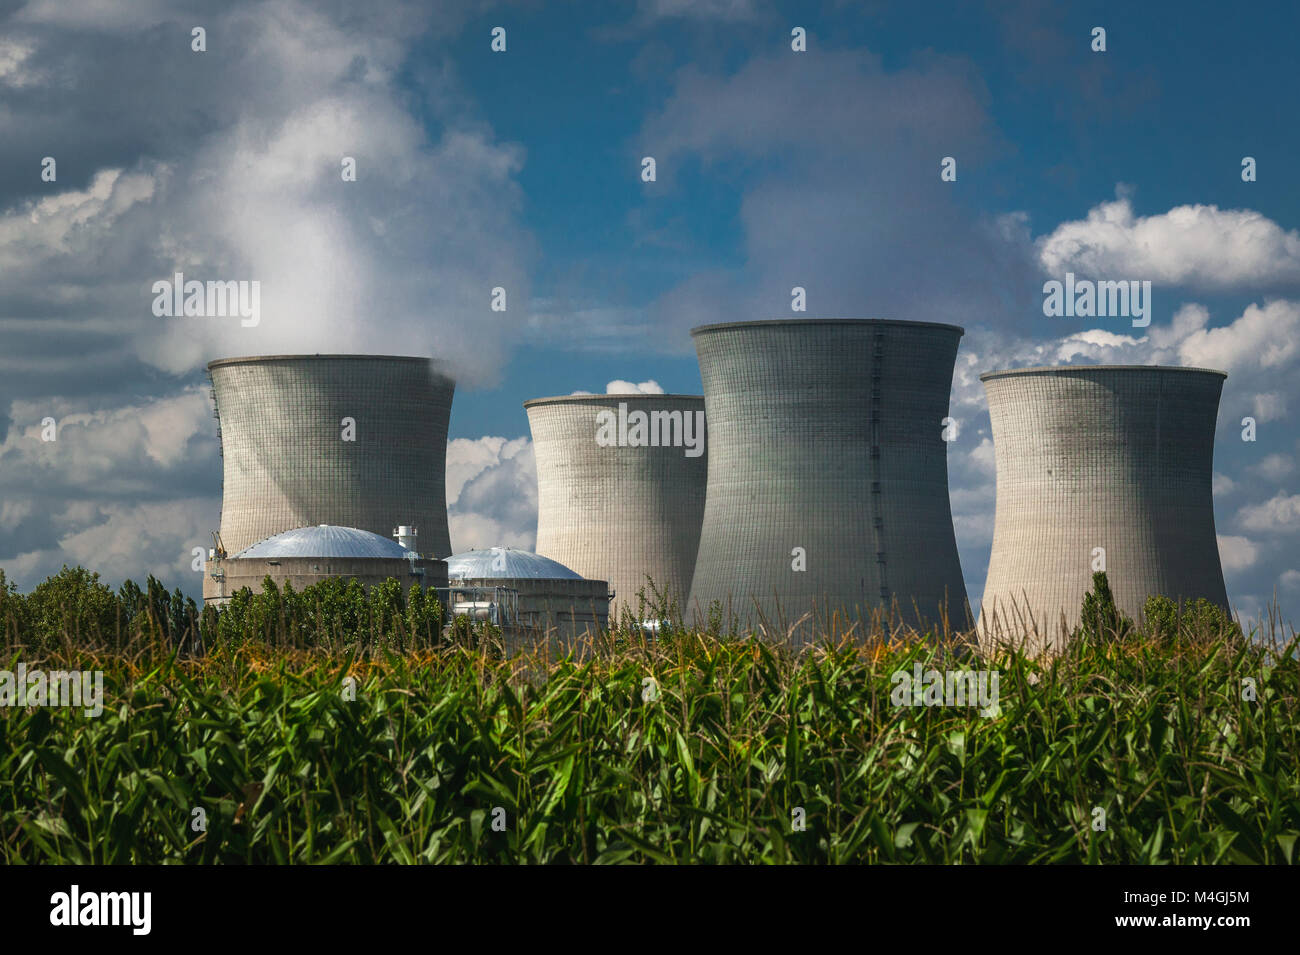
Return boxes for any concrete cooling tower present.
[686,319,969,638]
[526,394,707,619]
[208,355,455,556]
[978,365,1229,654]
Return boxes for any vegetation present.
[0,566,444,657]
[0,566,1296,863]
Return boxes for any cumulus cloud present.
[966,437,995,476]
[950,300,1300,413]
[446,436,536,553]
[1281,569,1300,591]
[447,436,521,507]
[0,0,536,594]
[0,0,535,390]
[1213,472,1236,496]
[58,499,217,588]
[1173,300,1300,374]
[1217,535,1259,572]
[1251,454,1294,482]
[0,386,220,590]
[0,37,37,87]
[1253,392,1287,423]
[1238,493,1300,532]
[1038,194,1300,290]
[0,387,215,499]
[605,379,665,394]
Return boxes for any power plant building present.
[526,394,707,620]
[444,548,610,652]
[207,354,454,557]
[202,524,448,605]
[686,319,969,638]
[978,364,1230,654]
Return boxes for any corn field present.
[2,618,1297,863]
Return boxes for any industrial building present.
[444,547,610,652]
[202,524,447,606]
[526,393,707,621]
[686,319,969,638]
[207,354,455,556]
[978,364,1230,654]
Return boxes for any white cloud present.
[1212,472,1236,496]
[1281,569,1300,591]
[1252,454,1294,482]
[0,387,214,491]
[446,436,536,554]
[0,1,535,389]
[605,379,665,395]
[1238,493,1300,532]
[1253,392,1287,423]
[1217,535,1259,572]
[0,37,38,87]
[1038,195,1300,290]
[58,498,216,587]
[967,437,995,476]
[1176,300,1300,373]
[446,436,513,507]
[955,300,1300,402]
[0,386,220,590]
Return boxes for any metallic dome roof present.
[235,525,410,560]
[445,548,584,581]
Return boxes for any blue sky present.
[0,0,1298,622]
[443,0,1300,428]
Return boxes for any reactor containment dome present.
[202,524,448,606]
[444,547,610,652]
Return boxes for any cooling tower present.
[208,355,454,556]
[687,319,969,638]
[978,365,1229,654]
[526,394,707,619]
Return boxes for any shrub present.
[1144,594,1242,642]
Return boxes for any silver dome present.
[235,525,410,560]
[445,548,584,581]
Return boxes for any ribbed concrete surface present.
[208,355,454,556]
[526,395,707,618]
[686,319,968,638]
[978,365,1229,654]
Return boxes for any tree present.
[24,565,122,647]
[1078,571,1133,640]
